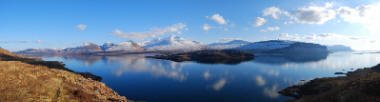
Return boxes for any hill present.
[0,47,129,102]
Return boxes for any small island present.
[147,50,255,64]
[280,63,380,102]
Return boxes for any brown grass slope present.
[0,47,130,102]
[280,64,380,102]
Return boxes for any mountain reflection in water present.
[41,52,380,102]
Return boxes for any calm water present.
[43,52,380,102]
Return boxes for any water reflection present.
[40,52,380,102]
[212,78,227,91]
[254,75,266,86]
[263,84,280,98]
[107,55,189,81]
[252,53,328,65]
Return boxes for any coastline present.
[0,48,130,102]
[279,63,380,102]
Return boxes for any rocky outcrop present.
[0,47,129,102]
[147,50,254,64]
[279,64,380,102]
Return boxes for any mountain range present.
[14,35,352,56]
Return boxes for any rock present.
[280,64,380,102]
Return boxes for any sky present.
[1,0,380,51]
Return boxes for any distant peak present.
[84,42,97,46]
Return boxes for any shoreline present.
[279,63,380,102]
[0,47,130,102]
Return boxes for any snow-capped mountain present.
[236,40,328,55]
[101,41,144,52]
[142,35,203,52]
[237,40,296,51]
[14,48,62,56]
[207,40,251,50]
[63,42,103,54]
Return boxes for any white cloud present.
[260,26,280,32]
[278,33,380,51]
[76,24,87,31]
[111,23,186,40]
[284,21,294,24]
[207,14,227,25]
[263,3,336,24]
[35,40,44,43]
[291,6,336,24]
[254,17,266,27]
[263,7,282,19]
[337,3,380,36]
[202,24,211,31]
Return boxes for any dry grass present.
[0,61,128,102]
[0,47,129,102]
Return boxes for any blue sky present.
[1,0,380,51]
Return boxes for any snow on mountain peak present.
[237,40,297,50]
[207,40,251,50]
[102,41,143,52]
[143,35,203,51]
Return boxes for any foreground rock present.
[147,50,254,64]
[279,64,380,102]
[0,47,129,102]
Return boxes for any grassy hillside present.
[0,47,130,102]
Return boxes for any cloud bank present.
[111,23,187,40]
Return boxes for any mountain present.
[15,39,329,57]
[15,48,62,56]
[236,40,329,58]
[207,40,251,50]
[16,41,145,56]
[236,40,296,52]
[63,42,103,54]
[142,35,203,52]
[101,41,144,52]
[327,45,353,52]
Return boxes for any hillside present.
[0,47,129,102]
[280,63,380,102]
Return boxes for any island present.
[280,63,380,102]
[0,47,129,102]
[147,50,255,64]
